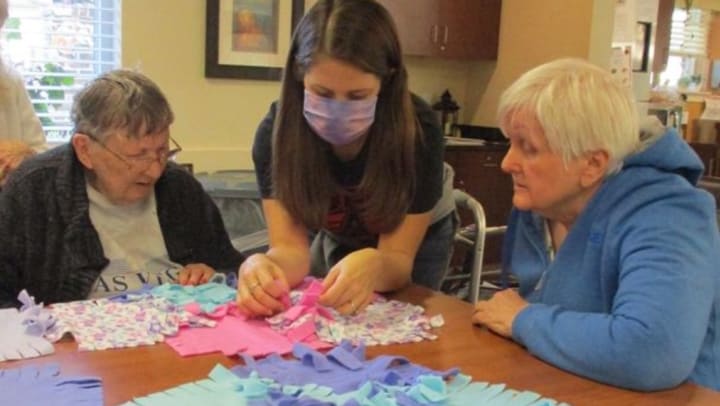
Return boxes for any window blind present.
[669,8,711,57]
[1,0,121,143]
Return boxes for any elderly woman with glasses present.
[0,70,245,307]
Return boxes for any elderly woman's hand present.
[177,263,215,286]
[0,140,36,186]
[236,253,289,317]
[472,289,529,338]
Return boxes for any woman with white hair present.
[0,0,46,186]
[472,58,720,391]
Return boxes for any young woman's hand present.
[319,248,382,315]
[236,253,290,317]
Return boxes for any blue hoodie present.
[506,129,720,391]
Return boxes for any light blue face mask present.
[302,90,378,146]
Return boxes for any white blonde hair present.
[497,58,640,175]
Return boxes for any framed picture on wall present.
[205,0,304,80]
[632,21,651,72]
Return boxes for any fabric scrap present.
[150,282,236,314]
[232,341,459,395]
[122,364,269,406]
[268,279,443,346]
[125,361,568,405]
[47,296,213,351]
[164,307,331,357]
[0,363,103,406]
[0,290,55,361]
[315,298,442,345]
[266,280,334,345]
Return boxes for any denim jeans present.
[309,213,457,291]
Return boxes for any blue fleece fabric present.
[506,129,720,391]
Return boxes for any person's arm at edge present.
[13,73,47,152]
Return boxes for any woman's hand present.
[319,248,382,315]
[472,289,529,338]
[177,263,215,285]
[237,253,290,317]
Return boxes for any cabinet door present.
[445,147,513,227]
[376,0,441,57]
[378,0,501,60]
[440,0,501,59]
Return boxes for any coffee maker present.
[432,90,460,137]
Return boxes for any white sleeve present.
[11,73,47,152]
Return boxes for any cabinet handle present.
[431,25,438,43]
[443,25,448,44]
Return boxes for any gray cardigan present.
[0,144,244,308]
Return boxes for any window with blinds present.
[659,7,713,89]
[669,8,711,57]
[1,0,121,143]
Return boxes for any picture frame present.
[205,0,304,80]
[632,21,651,73]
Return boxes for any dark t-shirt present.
[252,95,444,245]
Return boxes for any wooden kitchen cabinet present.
[690,142,720,177]
[377,0,501,60]
[445,144,513,227]
[445,144,514,265]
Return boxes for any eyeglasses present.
[84,133,182,172]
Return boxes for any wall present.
[123,0,615,170]
[610,0,660,102]
[123,0,472,171]
[710,13,720,59]
[466,0,614,125]
[710,12,720,93]
[123,0,275,172]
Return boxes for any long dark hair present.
[272,0,417,233]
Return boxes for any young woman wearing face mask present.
[237,0,456,317]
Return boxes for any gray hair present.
[498,58,640,175]
[71,69,174,142]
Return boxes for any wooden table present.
[7,286,720,405]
